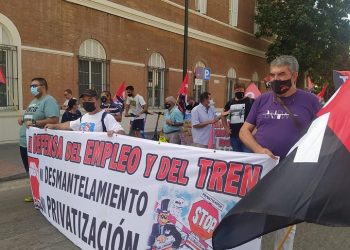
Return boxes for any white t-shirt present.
[69,110,124,132]
[126,94,146,120]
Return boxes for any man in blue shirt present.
[163,96,184,144]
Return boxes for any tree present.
[255,0,350,90]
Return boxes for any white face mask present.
[209,99,215,107]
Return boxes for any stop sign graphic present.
[188,200,219,240]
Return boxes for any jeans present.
[20,146,29,173]
[230,137,251,153]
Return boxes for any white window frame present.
[229,0,239,27]
[0,24,19,110]
[78,39,107,95]
[147,53,165,109]
[253,1,260,34]
[195,0,207,14]
[227,67,237,102]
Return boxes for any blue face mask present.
[31,86,39,96]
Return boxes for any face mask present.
[31,86,39,96]
[270,79,292,94]
[235,91,245,100]
[82,102,96,112]
[165,104,171,109]
[101,96,107,103]
[127,93,133,97]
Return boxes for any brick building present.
[0,0,270,143]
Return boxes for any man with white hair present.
[240,55,320,250]
[163,96,184,144]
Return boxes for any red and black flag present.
[177,72,188,116]
[333,70,349,90]
[212,71,350,250]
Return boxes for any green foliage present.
[255,0,350,87]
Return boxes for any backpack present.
[80,112,108,132]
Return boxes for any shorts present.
[131,119,144,131]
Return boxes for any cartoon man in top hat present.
[147,199,182,250]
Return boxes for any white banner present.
[27,128,277,250]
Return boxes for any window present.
[227,68,237,102]
[78,39,107,96]
[229,0,238,27]
[195,0,207,14]
[0,24,19,110]
[193,61,208,101]
[147,53,165,108]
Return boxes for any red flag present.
[307,76,314,90]
[317,82,328,99]
[177,73,188,114]
[115,80,125,99]
[245,83,261,99]
[0,68,6,84]
[178,73,188,96]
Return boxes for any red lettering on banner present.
[108,143,120,170]
[100,142,113,167]
[196,158,263,197]
[215,130,226,137]
[156,156,189,186]
[239,165,262,196]
[143,154,158,178]
[126,146,141,174]
[219,138,231,147]
[28,136,32,153]
[83,140,94,165]
[207,161,227,192]
[32,134,63,159]
[64,141,82,163]
[224,163,242,195]
[196,158,214,189]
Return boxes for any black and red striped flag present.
[213,71,350,249]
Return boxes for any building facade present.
[0,0,270,143]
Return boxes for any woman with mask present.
[61,98,82,123]
[18,77,60,202]
[100,90,123,122]
[221,82,254,152]
[45,89,125,135]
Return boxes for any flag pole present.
[182,0,189,81]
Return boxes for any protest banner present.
[27,128,277,250]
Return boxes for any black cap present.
[79,89,98,98]
[67,98,77,109]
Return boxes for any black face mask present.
[165,104,171,109]
[101,96,107,103]
[235,91,245,100]
[127,93,133,97]
[82,102,96,112]
[270,79,292,94]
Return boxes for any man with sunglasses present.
[18,77,60,202]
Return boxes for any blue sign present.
[204,67,211,80]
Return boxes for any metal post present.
[183,0,189,80]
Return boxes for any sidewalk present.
[0,143,26,182]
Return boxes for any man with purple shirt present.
[239,55,320,250]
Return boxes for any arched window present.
[227,68,237,102]
[78,39,107,96]
[0,23,19,110]
[147,53,165,108]
[193,61,208,101]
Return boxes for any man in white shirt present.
[124,85,147,138]
[45,89,125,136]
